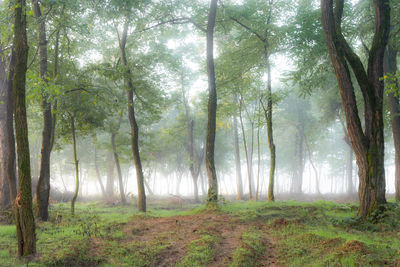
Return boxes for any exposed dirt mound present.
[121,212,276,266]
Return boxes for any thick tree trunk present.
[321,0,389,217]
[205,0,219,204]
[118,21,146,212]
[384,46,400,201]
[233,112,243,200]
[13,0,36,256]
[32,0,52,221]
[70,116,79,215]
[111,133,126,204]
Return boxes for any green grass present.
[230,228,266,267]
[0,199,399,266]
[176,234,219,267]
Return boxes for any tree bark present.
[118,21,146,212]
[5,51,17,210]
[32,0,52,221]
[111,133,126,204]
[321,0,389,217]
[13,0,36,256]
[0,51,11,209]
[205,0,219,204]
[384,46,400,201]
[233,105,243,200]
[342,125,354,194]
[70,115,79,215]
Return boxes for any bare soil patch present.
[120,211,277,266]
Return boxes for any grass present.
[230,228,266,267]
[0,199,399,266]
[176,234,219,267]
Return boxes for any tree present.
[0,48,16,210]
[205,0,219,204]
[321,0,390,217]
[118,19,146,212]
[384,0,400,201]
[32,0,53,221]
[12,0,36,256]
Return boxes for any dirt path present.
[121,212,277,266]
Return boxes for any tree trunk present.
[144,177,153,196]
[106,152,114,198]
[118,21,146,212]
[239,99,253,200]
[321,0,389,217]
[233,108,243,200]
[0,51,11,209]
[384,46,400,201]
[6,50,17,209]
[180,72,201,202]
[111,133,126,204]
[13,0,36,255]
[32,0,52,221]
[264,59,276,202]
[70,115,79,215]
[343,126,354,195]
[205,0,219,204]
[304,133,320,195]
[256,115,261,201]
[93,140,106,198]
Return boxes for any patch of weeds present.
[230,228,266,267]
[42,239,102,266]
[74,214,103,238]
[177,234,219,267]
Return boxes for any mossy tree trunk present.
[118,20,146,212]
[205,0,219,204]
[321,0,390,217]
[13,0,36,256]
[0,50,13,209]
[32,0,53,221]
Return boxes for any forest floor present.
[0,198,400,266]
